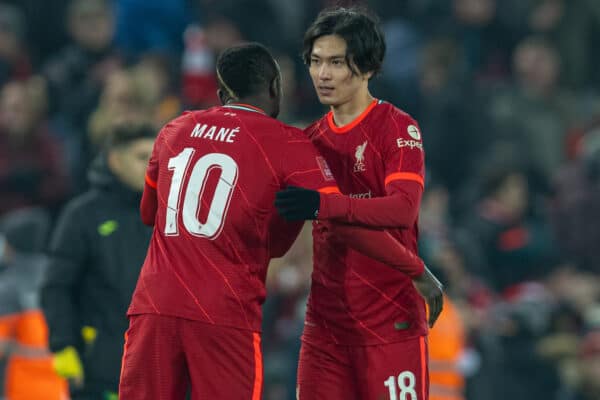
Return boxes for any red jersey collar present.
[326,99,379,134]
[223,103,267,115]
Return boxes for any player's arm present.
[276,128,424,275]
[327,222,443,326]
[324,222,424,277]
[140,131,161,226]
[141,177,158,226]
[277,183,421,228]
[276,117,425,229]
[268,213,303,258]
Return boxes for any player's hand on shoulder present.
[412,266,444,328]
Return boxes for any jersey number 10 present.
[164,148,238,239]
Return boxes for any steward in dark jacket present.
[41,123,155,399]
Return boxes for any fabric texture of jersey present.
[119,314,263,400]
[304,100,428,346]
[128,105,337,332]
[297,335,429,400]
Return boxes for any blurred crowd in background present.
[1,0,600,399]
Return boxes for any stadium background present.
[1,0,600,399]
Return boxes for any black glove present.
[274,186,321,221]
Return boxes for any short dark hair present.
[105,123,156,150]
[216,42,279,99]
[303,7,386,77]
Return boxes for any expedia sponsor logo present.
[407,124,421,140]
[397,138,423,150]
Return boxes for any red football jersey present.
[304,99,428,345]
[128,104,339,332]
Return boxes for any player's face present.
[109,138,154,192]
[309,35,370,108]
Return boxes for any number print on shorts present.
[384,371,417,400]
[165,148,238,239]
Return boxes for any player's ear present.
[217,88,227,105]
[269,75,281,99]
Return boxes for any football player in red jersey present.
[275,7,443,400]
[119,43,432,400]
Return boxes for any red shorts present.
[118,314,263,400]
[297,336,429,400]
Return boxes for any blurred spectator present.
[461,163,556,291]
[446,0,516,83]
[180,24,219,108]
[88,68,148,147]
[202,13,243,56]
[114,0,190,59]
[201,0,285,51]
[266,0,315,51]
[132,54,182,127]
[274,52,303,125]
[0,78,69,216]
[540,267,597,396]
[551,126,600,274]
[560,330,600,400]
[2,0,71,65]
[492,282,561,399]
[0,3,31,87]
[488,36,587,179]
[413,39,487,194]
[545,267,600,326]
[419,182,495,400]
[42,0,120,187]
[428,295,467,400]
[527,0,597,90]
[419,180,489,298]
[41,123,154,399]
[0,208,68,400]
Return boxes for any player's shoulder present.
[376,100,422,139]
[376,100,418,125]
[265,118,310,144]
[157,110,196,138]
[303,115,327,140]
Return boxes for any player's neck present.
[330,92,375,127]
[226,96,271,116]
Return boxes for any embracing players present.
[119,41,438,399]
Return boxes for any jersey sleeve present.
[383,114,425,192]
[326,222,424,277]
[279,126,341,195]
[140,129,162,226]
[267,213,303,258]
[317,113,425,228]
